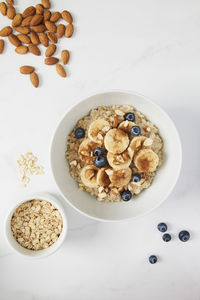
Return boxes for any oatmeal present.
[66,105,163,202]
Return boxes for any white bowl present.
[5,193,68,258]
[50,90,182,221]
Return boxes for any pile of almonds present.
[0,0,73,87]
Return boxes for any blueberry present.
[157,223,167,233]
[93,147,103,156]
[179,230,190,242]
[94,156,107,168]
[130,126,141,136]
[149,255,157,264]
[124,112,135,122]
[121,190,132,201]
[75,127,85,139]
[132,173,141,183]
[162,233,171,242]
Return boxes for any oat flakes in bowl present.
[5,193,68,258]
[66,104,163,202]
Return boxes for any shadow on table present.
[164,105,200,200]
[50,192,99,245]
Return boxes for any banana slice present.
[78,139,99,164]
[88,119,110,144]
[118,120,136,133]
[106,168,132,187]
[134,149,159,172]
[97,168,111,187]
[104,128,129,154]
[107,147,134,170]
[80,165,98,188]
[129,136,152,152]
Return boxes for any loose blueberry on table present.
[162,233,171,242]
[157,223,167,233]
[132,173,141,182]
[93,147,103,156]
[130,125,141,136]
[94,156,107,168]
[149,255,157,264]
[179,230,190,242]
[121,190,132,201]
[75,127,85,139]
[124,112,135,122]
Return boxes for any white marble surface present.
[0,0,200,299]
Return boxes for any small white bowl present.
[50,90,182,221]
[5,193,68,258]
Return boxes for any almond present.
[30,72,39,88]
[61,10,73,24]
[47,32,57,43]
[8,33,21,47]
[17,34,31,44]
[61,49,69,65]
[30,31,40,45]
[28,43,41,56]
[15,26,30,34]
[56,64,66,78]
[50,11,61,23]
[56,24,65,38]
[0,2,7,16]
[15,45,28,54]
[43,10,51,21]
[22,6,36,18]
[39,32,48,47]
[41,0,50,9]
[65,23,74,38]
[30,14,43,26]
[45,43,56,57]
[12,13,22,27]
[32,24,46,33]
[6,0,13,5]
[7,5,15,19]
[20,65,35,74]
[44,57,59,65]
[36,4,43,15]
[45,21,56,33]
[22,16,33,26]
[0,39,4,54]
[0,26,12,37]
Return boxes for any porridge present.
[66,105,163,202]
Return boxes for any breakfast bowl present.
[5,193,68,258]
[50,90,182,221]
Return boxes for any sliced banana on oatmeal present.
[80,165,99,188]
[118,120,136,133]
[78,139,99,164]
[88,119,111,144]
[129,136,153,152]
[97,168,111,187]
[107,147,134,170]
[106,168,132,187]
[134,149,159,172]
[104,128,129,154]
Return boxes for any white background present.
[0,0,200,299]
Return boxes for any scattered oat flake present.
[17,152,44,187]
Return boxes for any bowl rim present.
[5,192,68,258]
[50,89,182,222]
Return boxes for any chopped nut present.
[113,115,119,128]
[70,160,77,166]
[115,109,124,116]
